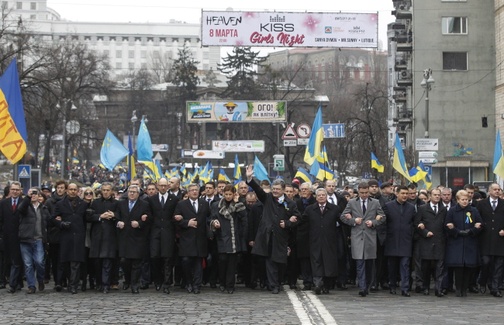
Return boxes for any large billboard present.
[186,100,287,123]
[201,11,378,48]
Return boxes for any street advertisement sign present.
[187,101,287,123]
[201,11,378,48]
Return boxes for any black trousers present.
[181,256,203,290]
[421,259,445,292]
[121,258,142,290]
[152,257,174,287]
[265,258,284,290]
[62,261,81,290]
[453,266,475,293]
[218,253,238,290]
[480,255,504,292]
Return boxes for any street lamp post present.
[60,100,77,180]
[131,110,138,152]
[420,68,435,138]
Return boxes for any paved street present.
[1,283,503,324]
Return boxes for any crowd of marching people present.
[0,165,503,299]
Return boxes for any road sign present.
[192,150,225,159]
[297,138,308,145]
[416,138,439,151]
[283,140,297,147]
[419,158,437,164]
[296,124,311,138]
[273,154,285,171]
[322,123,346,138]
[18,165,31,178]
[281,124,297,140]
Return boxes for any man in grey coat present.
[341,182,385,297]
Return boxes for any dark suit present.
[54,196,89,291]
[414,202,447,293]
[174,198,210,292]
[0,197,23,290]
[303,202,344,291]
[117,199,150,291]
[477,197,504,293]
[147,193,178,289]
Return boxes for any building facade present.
[3,0,221,77]
[388,0,496,189]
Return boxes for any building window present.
[443,52,467,71]
[116,50,122,59]
[30,14,36,20]
[16,2,22,9]
[442,17,468,34]
[128,62,135,70]
[116,62,122,70]
[128,50,134,59]
[30,2,36,10]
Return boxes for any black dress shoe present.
[140,284,149,290]
[423,289,429,295]
[322,287,329,294]
[314,286,322,295]
[415,286,422,293]
[7,287,16,293]
[155,284,162,291]
[103,286,110,294]
[456,290,463,297]
[491,291,503,297]
[163,287,170,294]
[302,284,312,291]
[272,288,279,294]
[27,287,36,294]
[468,286,479,293]
[54,285,62,292]
[38,283,45,292]
[227,289,234,294]
[289,284,296,290]
[0,284,5,289]
[358,291,367,297]
[370,286,378,292]
[401,290,410,297]
[480,286,487,294]
[210,284,217,289]
[389,288,397,295]
[435,290,444,297]
[71,288,78,294]
[122,283,130,290]
[193,288,201,294]
[381,283,390,290]
[186,285,193,293]
[441,289,448,295]
[132,289,139,294]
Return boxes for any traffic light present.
[482,116,488,128]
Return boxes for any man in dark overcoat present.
[414,188,447,297]
[302,188,343,294]
[245,165,299,294]
[173,183,209,294]
[147,178,178,294]
[295,182,316,290]
[0,181,24,292]
[476,183,504,297]
[116,184,150,294]
[87,182,118,293]
[384,185,416,297]
[53,182,89,294]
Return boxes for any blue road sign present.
[322,123,345,138]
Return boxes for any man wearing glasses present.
[116,185,150,294]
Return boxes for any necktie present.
[193,201,198,213]
[161,195,165,207]
[492,200,497,211]
[208,198,212,205]
[320,205,324,214]
[129,201,134,212]
[433,205,437,214]
[329,197,334,204]
[12,199,17,212]
[362,200,366,214]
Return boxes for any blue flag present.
[136,117,153,161]
[100,129,129,171]
[304,105,324,165]
[0,58,27,163]
[234,154,242,180]
[253,155,270,182]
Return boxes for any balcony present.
[395,59,408,71]
[393,87,407,103]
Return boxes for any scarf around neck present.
[218,198,245,220]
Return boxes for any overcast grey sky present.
[48,0,395,50]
